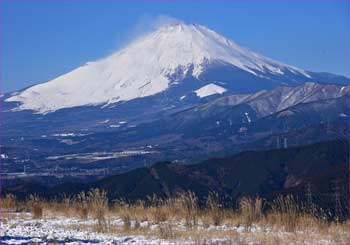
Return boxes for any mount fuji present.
[6,23,349,114]
[2,23,350,179]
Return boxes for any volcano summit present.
[7,23,349,113]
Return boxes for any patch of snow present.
[52,133,90,137]
[1,214,163,244]
[1,153,9,159]
[53,133,76,137]
[195,83,227,98]
[99,119,110,124]
[60,139,81,145]
[239,127,248,133]
[244,112,252,123]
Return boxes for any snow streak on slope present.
[195,83,227,98]
[7,23,311,113]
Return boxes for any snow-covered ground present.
[1,212,346,244]
[2,213,165,244]
[1,212,265,244]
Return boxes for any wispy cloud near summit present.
[113,14,184,52]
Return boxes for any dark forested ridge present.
[4,140,348,216]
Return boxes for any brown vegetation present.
[29,194,43,219]
[1,189,349,244]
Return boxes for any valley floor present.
[1,211,349,244]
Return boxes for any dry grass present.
[1,194,17,211]
[158,223,178,240]
[29,194,43,219]
[177,191,198,227]
[74,191,89,219]
[206,192,223,226]
[1,189,349,244]
[238,196,263,229]
[86,188,108,231]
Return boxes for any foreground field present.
[1,190,349,244]
[2,212,349,244]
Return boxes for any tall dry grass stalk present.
[87,188,108,231]
[147,194,169,223]
[177,191,198,227]
[206,192,223,226]
[28,194,43,219]
[1,194,17,211]
[239,196,263,229]
[74,191,89,219]
[268,195,300,232]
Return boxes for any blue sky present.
[1,0,349,92]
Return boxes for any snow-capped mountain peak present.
[7,23,313,113]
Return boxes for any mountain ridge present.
[4,139,348,218]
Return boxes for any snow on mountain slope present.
[7,23,312,113]
[195,83,227,98]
